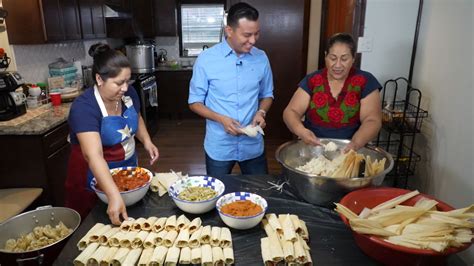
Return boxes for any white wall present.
[361,0,419,95]
[410,0,473,262]
[306,0,322,73]
[363,0,473,263]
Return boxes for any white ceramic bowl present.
[168,176,225,214]
[216,192,268,230]
[90,166,152,206]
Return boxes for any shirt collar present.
[220,39,254,58]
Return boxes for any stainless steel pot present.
[0,206,81,265]
[275,139,394,207]
[125,44,155,73]
[82,66,94,88]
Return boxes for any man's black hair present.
[227,2,259,28]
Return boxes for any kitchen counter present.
[52,174,468,265]
[0,103,71,135]
[155,65,193,72]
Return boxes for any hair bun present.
[88,43,111,58]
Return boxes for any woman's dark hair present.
[326,33,356,57]
[227,2,259,28]
[88,43,130,84]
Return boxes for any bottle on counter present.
[37,83,49,105]
[24,84,39,109]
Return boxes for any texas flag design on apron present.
[87,86,139,187]
[65,86,140,218]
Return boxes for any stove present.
[132,73,158,137]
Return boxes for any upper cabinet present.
[104,0,130,10]
[59,0,82,40]
[106,0,177,38]
[4,0,105,44]
[154,0,177,36]
[105,0,155,39]
[130,0,156,38]
[79,0,107,39]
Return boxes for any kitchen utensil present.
[339,188,473,266]
[275,138,394,206]
[0,206,80,265]
[82,66,94,88]
[126,44,156,73]
[157,48,167,64]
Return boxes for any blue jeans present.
[205,152,268,177]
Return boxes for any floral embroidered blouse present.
[299,67,381,139]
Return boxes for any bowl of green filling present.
[168,176,225,214]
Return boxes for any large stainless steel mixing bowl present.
[275,139,394,207]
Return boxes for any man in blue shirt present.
[188,2,274,176]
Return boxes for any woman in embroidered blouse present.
[283,33,382,152]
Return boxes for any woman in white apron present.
[65,43,159,225]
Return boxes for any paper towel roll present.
[73,60,82,78]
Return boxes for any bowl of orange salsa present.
[216,192,268,230]
[90,166,153,206]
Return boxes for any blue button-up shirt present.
[188,40,274,161]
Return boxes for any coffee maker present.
[0,71,27,121]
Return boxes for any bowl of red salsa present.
[90,166,153,206]
[216,192,268,230]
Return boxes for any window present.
[179,3,225,57]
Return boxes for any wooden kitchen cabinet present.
[79,0,107,39]
[130,0,155,38]
[156,70,198,119]
[4,0,82,43]
[106,0,177,38]
[106,0,155,38]
[104,0,130,10]
[0,122,70,206]
[154,0,177,36]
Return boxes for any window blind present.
[181,4,224,55]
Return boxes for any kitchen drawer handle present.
[16,253,44,265]
[48,138,66,149]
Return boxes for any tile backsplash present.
[154,36,180,61]
[154,36,196,66]
[11,39,117,84]
[11,36,193,84]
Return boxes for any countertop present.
[0,103,71,135]
[155,65,193,72]
[52,174,468,266]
